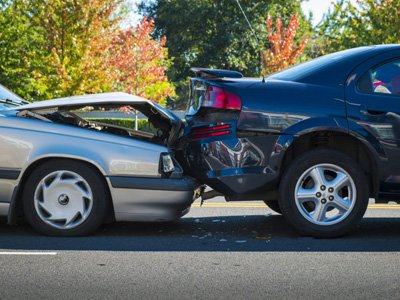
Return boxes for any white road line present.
[0,252,57,256]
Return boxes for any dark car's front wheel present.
[23,159,109,236]
[279,149,369,238]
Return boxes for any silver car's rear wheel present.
[34,170,94,230]
[23,159,109,236]
[294,164,356,226]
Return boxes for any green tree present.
[317,0,400,55]
[0,0,124,100]
[0,0,175,105]
[0,0,48,98]
[139,0,311,107]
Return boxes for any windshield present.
[268,47,372,81]
[0,84,25,108]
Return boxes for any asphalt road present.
[1,198,400,300]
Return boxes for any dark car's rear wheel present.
[264,200,282,214]
[279,149,369,238]
[23,159,109,236]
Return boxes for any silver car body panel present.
[0,203,9,216]
[109,185,193,222]
[0,92,194,222]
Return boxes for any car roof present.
[268,45,400,85]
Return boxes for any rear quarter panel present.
[182,79,348,197]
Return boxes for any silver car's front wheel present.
[23,160,109,236]
[34,170,94,230]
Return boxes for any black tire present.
[264,200,282,214]
[23,159,109,236]
[278,149,369,238]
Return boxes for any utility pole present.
[134,47,139,131]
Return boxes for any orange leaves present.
[89,17,174,105]
[36,1,173,104]
[262,13,308,75]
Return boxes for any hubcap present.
[294,163,356,226]
[34,170,93,230]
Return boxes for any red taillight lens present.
[191,124,231,139]
[202,86,241,110]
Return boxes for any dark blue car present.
[179,45,400,237]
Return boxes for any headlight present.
[161,153,175,173]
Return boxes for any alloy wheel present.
[294,163,356,226]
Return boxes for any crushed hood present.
[11,92,183,147]
[11,92,151,111]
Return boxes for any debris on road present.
[256,235,272,240]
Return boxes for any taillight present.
[191,124,231,139]
[202,86,241,110]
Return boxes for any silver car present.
[0,85,198,236]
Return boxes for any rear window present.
[268,47,372,81]
[187,79,208,116]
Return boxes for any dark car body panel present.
[181,45,400,202]
[345,48,400,199]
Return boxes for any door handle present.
[363,109,386,116]
[360,106,386,116]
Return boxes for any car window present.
[0,84,23,103]
[268,47,372,81]
[358,60,400,96]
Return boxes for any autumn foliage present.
[0,0,174,105]
[50,9,175,105]
[108,18,174,105]
[261,13,308,75]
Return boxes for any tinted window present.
[268,47,372,81]
[359,60,400,96]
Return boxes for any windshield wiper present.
[0,98,26,106]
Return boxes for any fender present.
[271,116,385,175]
[269,117,349,172]
[346,119,387,159]
[283,116,348,136]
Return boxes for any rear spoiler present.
[191,68,243,79]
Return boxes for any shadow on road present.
[0,214,400,252]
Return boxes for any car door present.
[346,49,400,199]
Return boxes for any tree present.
[0,0,123,100]
[261,13,308,74]
[108,18,175,106]
[318,0,400,55]
[139,0,311,107]
[0,0,175,105]
[0,0,48,98]
[40,0,123,98]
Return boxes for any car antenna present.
[235,0,265,83]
